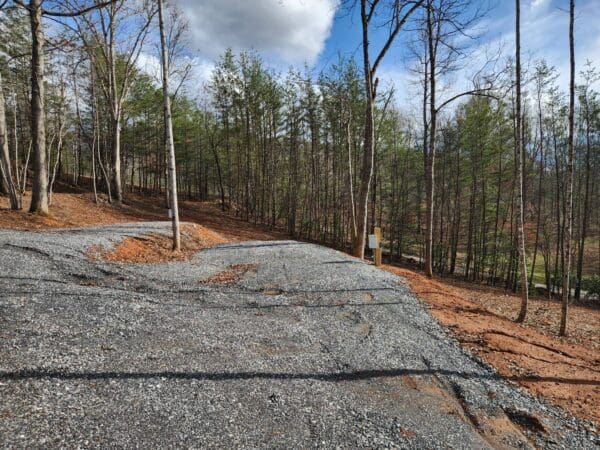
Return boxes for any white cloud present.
[530,0,550,10]
[173,0,339,64]
[446,0,600,94]
[136,52,216,97]
[512,0,599,88]
[137,52,161,82]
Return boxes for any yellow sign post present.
[374,227,382,267]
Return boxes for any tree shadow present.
[213,242,299,250]
[0,367,597,386]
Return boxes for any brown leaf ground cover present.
[2,185,598,426]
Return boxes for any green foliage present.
[582,275,600,299]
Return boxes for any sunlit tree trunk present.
[0,74,20,210]
[158,0,181,251]
[560,0,575,336]
[28,0,49,214]
[515,0,529,322]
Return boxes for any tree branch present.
[41,1,118,18]
[435,88,498,113]
[371,0,425,79]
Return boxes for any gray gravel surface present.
[0,222,598,449]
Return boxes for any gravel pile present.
[0,223,597,449]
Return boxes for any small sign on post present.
[374,227,382,267]
[368,234,377,249]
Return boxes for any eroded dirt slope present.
[384,266,600,427]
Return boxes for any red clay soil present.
[0,192,137,230]
[88,224,227,264]
[384,265,600,426]
[1,188,284,263]
[200,264,258,285]
[0,188,286,241]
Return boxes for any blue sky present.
[319,0,599,104]
[166,0,600,105]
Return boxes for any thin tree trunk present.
[91,125,98,204]
[28,0,49,214]
[515,0,530,322]
[0,74,20,210]
[529,84,545,287]
[560,0,575,336]
[48,79,66,206]
[21,141,31,195]
[158,0,181,251]
[347,120,357,239]
[424,1,436,278]
[353,0,376,259]
[575,92,592,300]
[13,91,20,193]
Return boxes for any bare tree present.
[415,0,493,277]
[560,0,575,336]
[71,0,156,203]
[13,0,116,214]
[354,0,424,259]
[0,73,20,210]
[514,0,529,322]
[158,0,180,251]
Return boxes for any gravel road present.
[0,223,597,449]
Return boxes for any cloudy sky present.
[162,0,599,104]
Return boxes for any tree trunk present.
[560,0,575,336]
[353,1,376,259]
[575,91,592,300]
[28,0,49,214]
[0,74,20,210]
[424,1,436,278]
[48,79,66,206]
[515,0,529,322]
[158,0,181,251]
[111,115,122,202]
[529,82,546,287]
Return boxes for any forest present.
[0,0,597,335]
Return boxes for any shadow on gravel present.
[216,242,299,250]
[321,260,365,265]
[1,368,598,385]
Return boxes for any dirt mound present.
[88,224,226,263]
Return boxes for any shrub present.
[582,275,600,300]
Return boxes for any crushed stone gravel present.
[0,222,598,449]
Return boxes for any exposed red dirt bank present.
[384,265,600,426]
[88,224,227,264]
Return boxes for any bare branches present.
[370,1,425,81]
[13,0,117,17]
[435,88,498,113]
[41,1,117,17]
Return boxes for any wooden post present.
[374,226,382,267]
